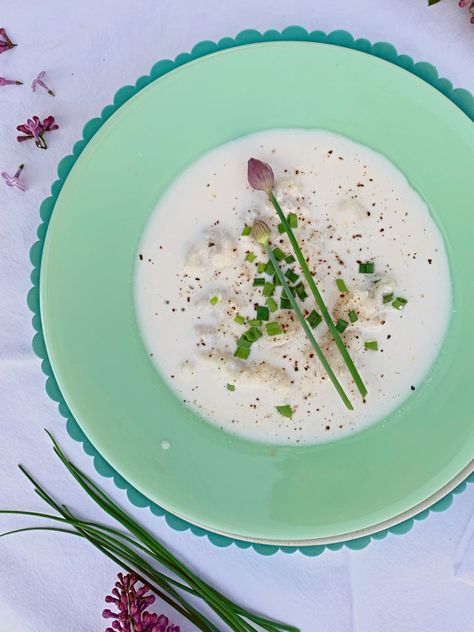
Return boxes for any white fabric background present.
[1,2,473,631]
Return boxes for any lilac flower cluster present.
[103,573,180,632]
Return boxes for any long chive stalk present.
[268,191,367,399]
[0,433,300,632]
[265,242,353,410]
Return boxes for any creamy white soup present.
[135,129,451,445]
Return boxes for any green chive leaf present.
[245,252,256,262]
[266,297,278,313]
[273,247,286,261]
[392,297,408,310]
[276,405,293,419]
[277,223,286,234]
[364,340,378,351]
[306,310,322,328]
[209,296,219,305]
[335,318,349,333]
[226,383,235,391]
[241,225,252,236]
[285,269,299,283]
[336,278,348,293]
[253,277,265,286]
[234,314,245,325]
[262,282,275,297]
[256,305,270,321]
[288,213,298,228]
[234,346,250,359]
[348,309,358,323]
[265,321,283,336]
[383,292,394,304]
[359,261,375,274]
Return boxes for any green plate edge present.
[28,26,474,557]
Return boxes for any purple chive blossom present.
[103,572,180,632]
[247,158,275,192]
[31,71,55,96]
[0,28,16,54]
[1,164,26,191]
[0,77,22,86]
[16,115,59,150]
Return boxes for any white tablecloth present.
[1,2,473,630]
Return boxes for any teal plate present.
[30,28,474,555]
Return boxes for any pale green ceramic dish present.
[33,29,474,550]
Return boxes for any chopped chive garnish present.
[276,405,293,419]
[348,309,358,323]
[209,296,219,305]
[266,297,278,313]
[280,296,293,310]
[262,282,275,297]
[241,225,252,236]
[234,314,245,325]
[277,223,286,234]
[244,326,262,342]
[336,278,348,293]
[306,310,322,328]
[273,247,286,261]
[257,262,267,273]
[237,335,252,348]
[364,340,378,351]
[226,383,235,391]
[234,345,250,359]
[256,305,270,321]
[265,261,274,275]
[335,318,349,333]
[247,319,262,327]
[359,261,375,274]
[245,252,256,262]
[253,277,265,286]
[392,297,408,310]
[294,282,308,300]
[383,292,394,304]
[285,269,299,283]
[266,321,283,336]
[273,274,282,286]
[288,213,298,228]
[285,254,296,264]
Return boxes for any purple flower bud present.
[16,115,58,149]
[247,157,274,192]
[31,71,55,96]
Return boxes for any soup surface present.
[135,129,451,445]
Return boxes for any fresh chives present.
[392,297,408,310]
[234,314,245,325]
[359,261,375,274]
[265,261,274,275]
[256,305,270,321]
[285,269,299,283]
[288,213,298,228]
[262,282,275,297]
[266,321,283,336]
[348,309,358,323]
[264,240,353,410]
[294,283,308,300]
[266,297,278,313]
[257,262,267,273]
[273,247,286,261]
[247,319,262,327]
[276,405,293,419]
[267,191,367,399]
[209,296,219,305]
[280,296,292,310]
[364,340,378,351]
[253,277,265,286]
[383,292,394,304]
[244,326,262,342]
[273,274,282,286]
[241,225,252,236]
[335,318,349,333]
[226,383,235,391]
[245,252,256,262]
[277,223,286,234]
[237,335,252,348]
[306,310,322,329]
[285,254,296,264]
[234,346,250,359]
[336,278,348,293]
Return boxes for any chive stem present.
[266,246,353,410]
[268,191,367,399]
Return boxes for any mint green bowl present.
[30,28,474,554]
